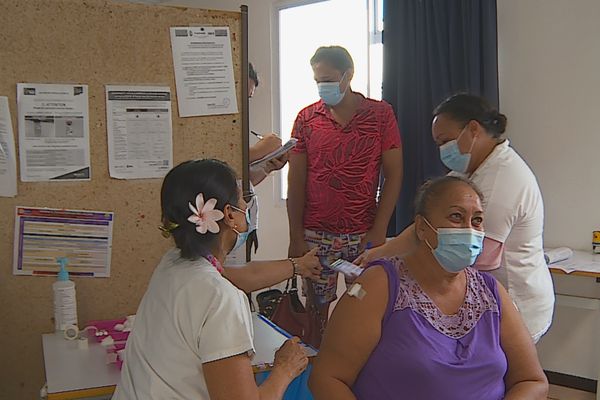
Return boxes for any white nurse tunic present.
[454,140,555,341]
[113,248,255,400]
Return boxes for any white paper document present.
[0,97,17,197]
[251,313,317,368]
[17,83,91,181]
[170,26,238,117]
[544,247,573,265]
[13,207,114,277]
[250,138,298,167]
[106,86,173,179]
[547,249,600,275]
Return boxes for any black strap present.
[247,292,255,312]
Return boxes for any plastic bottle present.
[53,257,78,331]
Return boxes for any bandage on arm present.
[347,282,366,300]
[473,236,504,271]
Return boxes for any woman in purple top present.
[309,176,547,399]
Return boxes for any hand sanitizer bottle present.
[53,257,78,331]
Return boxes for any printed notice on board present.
[170,26,238,117]
[0,97,17,197]
[17,83,91,181]
[106,85,173,179]
[13,207,114,277]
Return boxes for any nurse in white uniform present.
[359,94,554,342]
[113,159,308,400]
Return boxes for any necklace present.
[205,254,224,274]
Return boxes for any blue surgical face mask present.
[439,128,475,173]
[231,205,251,251]
[423,218,484,273]
[317,72,347,106]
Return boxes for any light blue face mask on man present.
[231,205,251,251]
[439,128,475,173]
[317,72,347,106]
[424,218,484,273]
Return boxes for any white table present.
[42,333,120,399]
[42,313,315,399]
[547,249,600,399]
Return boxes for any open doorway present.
[275,0,383,199]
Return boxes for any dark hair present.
[433,93,507,138]
[160,159,239,260]
[414,176,484,218]
[310,46,354,72]
[249,62,259,87]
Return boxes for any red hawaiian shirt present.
[291,95,401,234]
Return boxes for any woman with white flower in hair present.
[113,159,309,400]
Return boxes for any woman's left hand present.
[274,337,309,380]
[293,247,322,280]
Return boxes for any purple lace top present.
[352,258,507,400]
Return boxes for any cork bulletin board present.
[0,0,244,398]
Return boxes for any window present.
[368,0,384,101]
[275,0,383,199]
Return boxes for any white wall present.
[498,0,600,380]
[497,0,600,251]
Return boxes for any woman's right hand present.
[293,247,322,280]
[273,337,309,380]
[250,134,282,162]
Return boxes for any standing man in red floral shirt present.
[287,46,403,342]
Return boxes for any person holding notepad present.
[247,63,291,186]
[287,46,403,344]
[224,62,292,265]
[249,132,291,186]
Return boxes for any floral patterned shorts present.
[303,229,363,304]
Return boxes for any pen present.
[251,130,263,140]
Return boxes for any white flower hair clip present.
[188,193,224,234]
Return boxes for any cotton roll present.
[63,324,79,340]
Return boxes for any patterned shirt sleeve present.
[291,111,307,154]
[381,102,402,152]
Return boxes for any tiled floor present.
[548,384,595,400]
